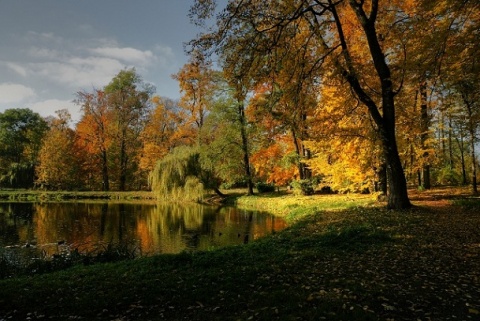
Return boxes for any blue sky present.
[0,1,208,121]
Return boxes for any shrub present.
[255,182,276,193]
[290,179,315,195]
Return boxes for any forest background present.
[0,0,478,209]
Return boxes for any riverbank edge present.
[0,190,157,201]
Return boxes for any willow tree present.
[190,0,412,209]
[149,146,223,202]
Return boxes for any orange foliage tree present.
[36,110,84,190]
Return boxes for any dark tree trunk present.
[238,101,254,195]
[456,135,468,185]
[292,130,305,180]
[463,98,478,194]
[213,187,226,197]
[102,149,109,191]
[420,81,431,189]
[119,131,127,191]
[331,0,411,209]
[380,113,411,209]
[469,138,477,194]
[448,115,454,169]
[376,162,387,195]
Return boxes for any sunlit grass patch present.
[235,191,378,220]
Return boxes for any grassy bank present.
[0,190,156,201]
[1,188,480,320]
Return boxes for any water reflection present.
[0,202,287,259]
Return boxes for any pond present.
[0,201,287,262]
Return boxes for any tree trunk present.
[380,116,411,209]
[420,81,431,189]
[448,115,454,169]
[238,101,254,195]
[464,99,478,194]
[102,149,109,191]
[332,1,411,209]
[456,136,468,185]
[292,130,305,180]
[119,131,127,191]
[213,187,226,197]
[469,138,477,194]
[376,162,387,195]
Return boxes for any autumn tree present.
[190,0,413,208]
[36,110,83,190]
[442,1,480,194]
[138,96,181,174]
[104,68,154,191]
[305,79,380,193]
[172,53,216,144]
[75,89,112,191]
[0,108,48,188]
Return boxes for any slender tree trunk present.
[119,131,127,191]
[213,187,226,197]
[448,115,454,169]
[102,149,109,191]
[464,100,478,194]
[420,81,431,189]
[292,130,305,180]
[238,101,254,195]
[456,135,468,185]
[469,137,477,194]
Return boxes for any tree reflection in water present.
[0,202,287,260]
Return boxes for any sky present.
[0,0,205,122]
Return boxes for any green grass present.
[1,190,480,320]
[0,190,156,201]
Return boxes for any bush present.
[256,182,276,193]
[435,166,462,185]
[290,179,315,195]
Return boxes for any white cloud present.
[0,83,36,104]
[28,47,62,60]
[30,57,124,89]
[5,62,28,77]
[29,99,81,123]
[89,47,155,65]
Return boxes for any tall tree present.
[138,96,180,174]
[0,108,48,188]
[36,110,83,190]
[172,54,216,144]
[104,68,154,191]
[190,0,412,208]
[75,89,112,191]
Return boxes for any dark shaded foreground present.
[1,199,479,320]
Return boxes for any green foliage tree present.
[149,145,222,202]
[0,108,48,188]
[104,68,154,191]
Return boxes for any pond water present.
[0,202,287,261]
